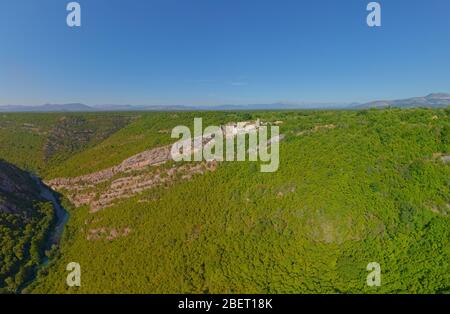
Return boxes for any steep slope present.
[0,113,136,175]
[28,108,450,294]
[0,160,56,293]
[45,119,269,212]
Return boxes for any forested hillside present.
[0,160,55,293]
[0,108,449,293]
[0,113,136,175]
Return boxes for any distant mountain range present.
[0,103,198,112]
[1,93,449,112]
[354,93,450,109]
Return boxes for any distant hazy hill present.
[0,102,352,112]
[1,93,449,112]
[357,93,450,109]
[207,102,351,110]
[0,103,93,112]
[0,103,196,112]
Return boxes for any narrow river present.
[38,181,69,245]
[20,176,70,292]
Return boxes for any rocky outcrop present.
[48,144,173,189]
[47,119,281,212]
[47,145,218,212]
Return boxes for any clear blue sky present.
[1,0,449,106]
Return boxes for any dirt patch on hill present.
[86,227,132,241]
[296,124,336,136]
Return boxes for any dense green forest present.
[0,161,55,293]
[0,108,449,293]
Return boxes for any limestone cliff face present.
[46,119,284,212]
[46,142,218,212]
